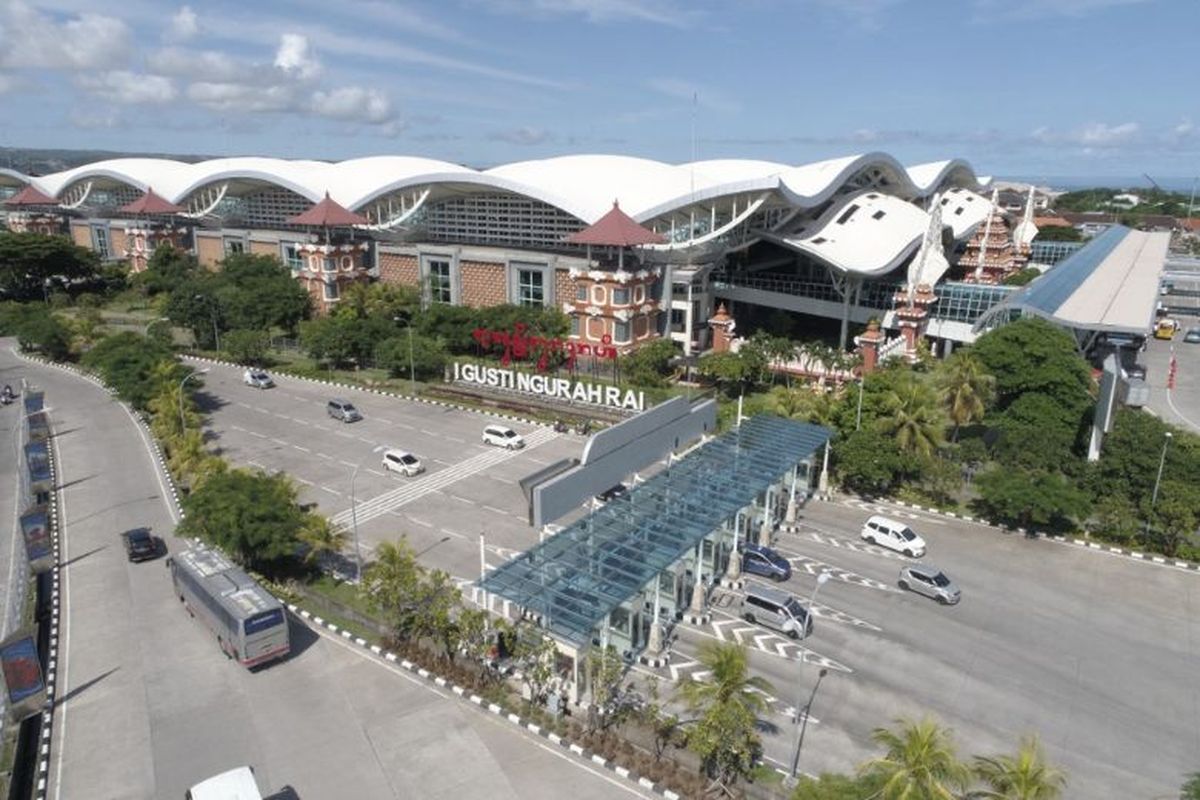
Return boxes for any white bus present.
[168,546,290,668]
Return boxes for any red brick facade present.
[69,221,91,249]
[377,251,419,287]
[195,233,224,268]
[249,239,277,257]
[461,260,506,308]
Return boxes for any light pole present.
[195,294,220,352]
[855,378,865,431]
[788,570,831,785]
[178,368,208,433]
[1145,431,1173,539]
[790,668,829,784]
[392,316,416,396]
[349,445,387,583]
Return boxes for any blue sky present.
[0,0,1196,180]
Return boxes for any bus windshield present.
[243,609,285,636]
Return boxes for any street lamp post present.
[855,378,865,431]
[787,570,831,785]
[178,368,208,433]
[1145,431,1173,539]
[392,316,416,396]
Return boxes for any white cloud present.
[147,47,246,83]
[1078,121,1139,145]
[166,5,198,41]
[0,73,12,94]
[0,3,131,70]
[310,86,391,123]
[274,33,321,81]
[69,107,122,129]
[187,81,299,114]
[973,0,1151,22]
[472,0,697,27]
[77,70,177,104]
[1171,120,1194,139]
[489,126,552,145]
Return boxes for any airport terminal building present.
[0,152,1016,354]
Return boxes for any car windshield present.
[400,455,417,464]
[502,430,517,438]
[343,404,357,412]
[253,372,269,380]
[785,599,807,620]
[901,528,917,541]
[932,572,951,587]
[767,551,788,568]
[127,529,151,544]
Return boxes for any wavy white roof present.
[10,152,986,226]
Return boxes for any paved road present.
[193,358,1200,799]
[1141,329,1200,433]
[655,497,1199,800]
[9,349,651,800]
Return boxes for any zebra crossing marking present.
[787,526,916,562]
[703,615,852,674]
[787,555,900,594]
[330,426,559,528]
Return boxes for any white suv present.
[482,424,525,449]
[861,515,926,558]
[242,369,274,389]
[381,449,423,477]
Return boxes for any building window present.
[282,244,303,271]
[323,257,337,273]
[591,285,606,305]
[570,316,581,337]
[224,238,245,255]
[576,284,588,302]
[612,286,630,306]
[323,281,339,301]
[614,320,631,343]
[633,285,645,304]
[92,227,109,259]
[517,269,545,307]
[429,259,452,304]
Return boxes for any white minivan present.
[861,515,926,558]
[739,585,813,640]
[185,766,262,800]
[381,448,423,477]
[482,424,525,449]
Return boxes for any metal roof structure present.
[478,415,830,646]
[974,225,1170,335]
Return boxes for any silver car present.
[898,565,961,605]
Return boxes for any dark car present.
[595,483,628,503]
[121,527,160,562]
[1185,328,1200,344]
[740,544,792,582]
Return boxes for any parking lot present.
[197,360,1199,799]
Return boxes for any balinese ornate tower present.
[285,192,371,315]
[959,188,1027,284]
[1011,185,1039,252]
[563,200,666,354]
[118,188,189,272]
[889,197,947,361]
[707,303,737,353]
[3,185,63,235]
[854,318,887,374]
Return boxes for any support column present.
[684,542,710,625]
[785,465,799,526]
[817,441,831,499]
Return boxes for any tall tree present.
[878,378,947,460]
[937,351,995,441]
[0,231,100,299]
[971,318,1093,415]
[859,717,971,800]
[971,735,1067,800]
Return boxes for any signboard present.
[19,506,53,574]
[22,390,44,416]
[26,410,50,443]
[0,631,46,723]
[24,440,51,496]
[472,323,617,372]
[453,362,644,411]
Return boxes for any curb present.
[14,349,679,799]
[286,604,683,800]
[35,416,63,800]
[184,354,557,432]
[833,494,1200,572]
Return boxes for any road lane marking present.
[482,504,510,516]
[320,486,341,496]
[339,460,356,468]
[365,469,385,477]
[294,445,311,453]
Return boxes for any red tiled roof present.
[119,187,185,215]
[4,185,58,206]
[565,200,666,247]
[285,191,368,227]
[1033,216,1073,227]
[1181,218,1200,232]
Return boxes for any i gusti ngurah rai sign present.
[452,362,645,411]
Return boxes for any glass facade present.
[428,259,452,304]
[1030,240,1084,266]
[517,269,545,307]
[478,415,831,646]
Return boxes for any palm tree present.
[971,736,1067,799]
[880,379,947,459]
[676,641,774,719]
[859,716,971,800]
[167,429,208,485]
[937,351,995,442]
[298,516,350,567]
[769,385,837,427]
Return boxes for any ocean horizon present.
[1000,175,1198,193]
